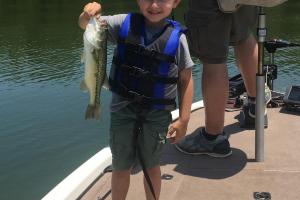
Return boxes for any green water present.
[0,0,299,199]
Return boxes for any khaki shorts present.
[185,0,258,64]
[109,103,172,170]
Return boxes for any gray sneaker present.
[174,129,232,158]
[240,84,271,128]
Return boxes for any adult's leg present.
[174,0,232,157]
[175,62,232,157]
[111,169,131,200]
[143,166,162,200]
[234,34,258,97]
[202,62,229,134]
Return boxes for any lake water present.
[0,0,299,199]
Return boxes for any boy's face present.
[137,0,181,25]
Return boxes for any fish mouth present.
[94,17,108,28]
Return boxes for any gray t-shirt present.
[101,14,194,112]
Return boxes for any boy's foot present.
[174,128,232,158]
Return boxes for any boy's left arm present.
[167,68,193,144]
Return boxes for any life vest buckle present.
[128,65,148,78]
[150,49,156,57]
[134,44,145,54]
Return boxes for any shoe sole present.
[174,144,232,158]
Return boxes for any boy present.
[79,1,194,199]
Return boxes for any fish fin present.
[85,104,100,120]
[80,80,88,91]
[102,75,110,90]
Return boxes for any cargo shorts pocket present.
[140,111,172,168]
[184,10,220,58]
[109,108,136,170]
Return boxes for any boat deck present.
[81,107,300,200]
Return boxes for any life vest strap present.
[117,41,176,64]
[109,79,176,106]
[120,64,178,84]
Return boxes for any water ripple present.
[0,41,118,91]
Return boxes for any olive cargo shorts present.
[185,0,258,64]
[110,103,172,170]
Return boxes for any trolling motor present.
[229,38,300,112]
[229,38,300,126]
[229,39,300,96]
[263,39,300,90]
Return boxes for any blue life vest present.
[109,13,186,110]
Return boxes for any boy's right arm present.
[78,2,102,29]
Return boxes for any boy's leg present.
[234,34,258,98]
[111,169,131,200]
[202,62,228,134]
[140,109,171,199]
[143,166,161,200]
[109,104,138,200]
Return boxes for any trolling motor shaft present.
[263,39,300,90]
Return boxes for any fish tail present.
[85,103,100,120]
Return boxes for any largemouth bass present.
[81,17,109,119]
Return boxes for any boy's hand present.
[167,119,188,144]
[79,2,101,29]
[83,2,102,19]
